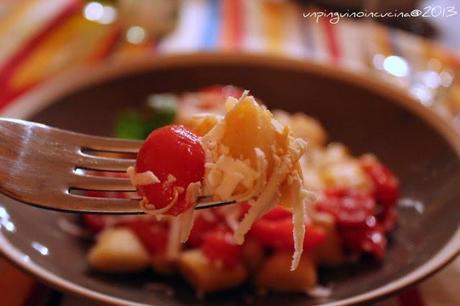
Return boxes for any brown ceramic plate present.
[1,54,459,306]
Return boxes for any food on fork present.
[84,86,400,296]
[128,92,310,270]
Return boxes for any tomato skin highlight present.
[201,228,242,268]
[247,205,326,251]
[135,125,205,216]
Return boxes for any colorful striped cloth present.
[0,1,459,305]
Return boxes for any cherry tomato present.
[380,207,398,233]
[136,125,205,216]
[123,219,169,255]
[249,218,326,251]
[262,205,292,221]
[340,217,386,259]
[316,188,375,227]
[187,214,219,248]
[201,228,242,268]
[82,214,106,233]
[360,157,399,208]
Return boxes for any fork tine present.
[75,153,135,171]
[73,133,142,153]
[66,194,143,214]
[68,175,135,191]
[195,199,237,209]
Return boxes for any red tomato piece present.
[316,188,376,227]
[380,207,399,233]
[303,226,328,250]
[201,228,242,268]
[123,219,169,255]
[136,125,205,216]
[187,214,219,248]
[249,218,326,251]
[262,205,292,221]
[340,217,386,259]
[82,214,106,233]
[360,157,400,208]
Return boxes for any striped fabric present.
[0,1,459,305]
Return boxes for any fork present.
[0,118,235,214]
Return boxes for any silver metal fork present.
[0,118,234,214]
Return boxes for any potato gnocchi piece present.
[303,143,373,192]
[312,214,345,266]
[320,159,372,191]
[274,110,327,147]
[177,250,247,294]
[88,228,150,273]
[242,238,265,272]
[151,254,176,275]
[256,252,316,293]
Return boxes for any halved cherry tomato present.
[201,228,242,268]
[262,205,292,221]
[360,157,399,207]
[249,218,326,251]
[380,207,398,233]
[316,188,390,259]
[316,188,375,227]
[360,157,400,232]
[136,125,205,216]
[122,219,169,255]
[187,214,219,248]
[340,217,386,259]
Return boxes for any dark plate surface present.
[1,54,459,306]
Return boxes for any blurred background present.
[0,0,459,122]
[0,0,459,306]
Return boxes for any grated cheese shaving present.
[178,182,202,243]
[290,173,306,271]
[233,154,292,244]
[179,206,195,243]
[127,166,160,186]
[141,186,181,215]
[166,218,181,259]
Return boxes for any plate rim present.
[1,52,459,306]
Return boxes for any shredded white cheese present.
[141,186,181,215]
[179,182,202,243]
[127,166,160,186]
[290,173,307,271]
[233,154,292,244]
[166,218,181,259]
[179,206,195,243]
